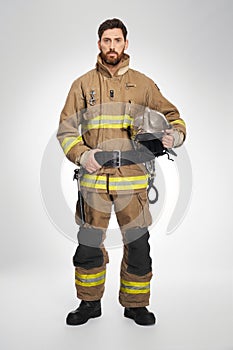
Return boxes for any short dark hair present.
[98,18,128,40]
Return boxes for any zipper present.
[106,173,110,193]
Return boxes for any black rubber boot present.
[124,307,156,326]
[66,300,101,326]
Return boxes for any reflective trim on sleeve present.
[120,279,150,294]
[61,135,83,155]
[170,119,186,127]
[75,270,106,287]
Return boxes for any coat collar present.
[96,53,130,78]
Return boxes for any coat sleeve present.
[147,79,186,144]
[56,79,90,164]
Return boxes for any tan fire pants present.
[73,190,153,307]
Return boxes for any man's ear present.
[98,40,101,50]
[125,39,129,51]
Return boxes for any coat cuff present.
[173,129,185,147]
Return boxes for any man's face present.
[98,28,128,66]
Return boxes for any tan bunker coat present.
[57,54,186,307]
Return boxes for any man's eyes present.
[103,38,122,43]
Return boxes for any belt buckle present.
[112,150,121,168]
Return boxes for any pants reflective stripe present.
[120,279,150,294]
[120,287,150,294]
[75,279,105,287]
[61,135,83,155]
[75,270,106,287]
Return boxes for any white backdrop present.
[1,0,232,349]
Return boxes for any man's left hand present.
[162,129,174,149]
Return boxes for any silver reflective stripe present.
[77,274,106,283]
[121,283,150,291]
[61,135,83,155]
[62,137,77,150]
[109,179,147,186]
[81,177,106,185]
[84,119,124,125]
[82,178,147,186]
[80,174,148,191]
[82,115,134,130]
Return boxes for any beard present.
[100,49,125,66]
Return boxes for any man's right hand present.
[80,149,102,173]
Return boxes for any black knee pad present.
[73,244,104,269]
[126,230,152,276]
[78,227,103,247]
[124,227,148,244]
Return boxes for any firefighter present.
[57,18,186,326]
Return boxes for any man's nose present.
[110,41,115,50]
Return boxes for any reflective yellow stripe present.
[75,270,106,287]
[80,174,107,190]
[121,279,150,287]
[75,270,106,279]
[109,175,148,191]
[109,176,148,182]
[80,181,107,190]
[75,279,105,287]
[90,115,132,120]
[120,279,150,294]
[109,184,147,190]
[84,123,132,130]
[81,174,106,181]
[81,175,148,182]
[170,119,186,127]
[120,287,150,294]
[80,174,148,191]
[61,135,83,155]
[82,114,134,131]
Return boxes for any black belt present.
[94,149,155,168]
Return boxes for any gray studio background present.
[1,0,232,349]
